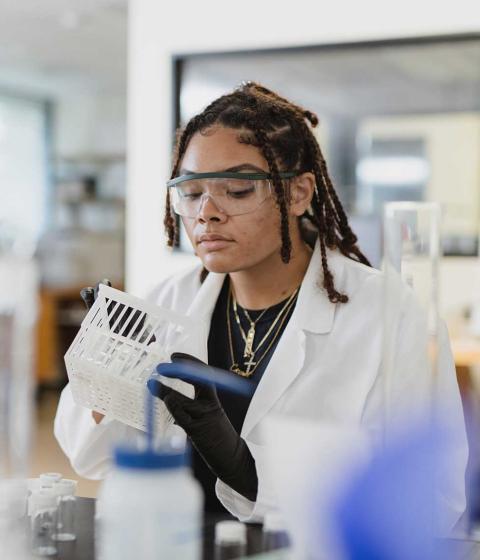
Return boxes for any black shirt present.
[192,276,297,513]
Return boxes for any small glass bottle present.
[29,482,54,517]
[39,473,63,485]
[31,490,58,557]
[52,479,77,541]
[262,512,290,552]
[214,520,247,560]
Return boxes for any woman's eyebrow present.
[179,164,267,174]
[224,164,267,172]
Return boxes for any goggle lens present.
[169,177,271,217]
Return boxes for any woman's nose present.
[197,194,228,223]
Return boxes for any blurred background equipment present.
[0,0,127,497]
[382,202,441,431]
[0,0,127,395]
[0,247,39,558]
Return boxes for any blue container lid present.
[114,446,189,470]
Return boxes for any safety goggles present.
[167,171,298,218]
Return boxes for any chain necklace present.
[232,297,269,358]
[227,286,299,377]
[232,287,299,359]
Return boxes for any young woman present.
[55,82,467,526]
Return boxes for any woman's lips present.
[199,239,233,251]
[197,235,233,252]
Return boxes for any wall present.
[127,0,480,297]
[440,258,480,320]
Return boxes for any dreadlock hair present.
[165,81,371,304]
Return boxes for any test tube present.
[382,202,441,432]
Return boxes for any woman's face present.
[178,126,286,274]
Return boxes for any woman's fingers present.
[147,378,173,400]
[80,287,95,310]
[162,392,193,428]
[93,278,112,300]
[147,378,195,427]
[147,378,196,408]
[171,352,206,365]
[81,279,111,310]
[157,361,255,397]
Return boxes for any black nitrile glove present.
[148,353,258,502]
[80,278,112,310]
[80,279,153,342]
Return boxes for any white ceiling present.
[0,0,127,98]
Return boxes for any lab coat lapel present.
[185,270,226,363]
[241,244,343,439]
[241,322,307,438]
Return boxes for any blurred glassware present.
[382,202,441,431]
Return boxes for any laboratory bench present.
[56,497,287,559]
[52,497,480,560]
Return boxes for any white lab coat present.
[54,243,468,528]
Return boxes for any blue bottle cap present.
[114,446,189,470]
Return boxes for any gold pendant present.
[244,356,256,375]
[230,364,253,378]
[244,324,255,357]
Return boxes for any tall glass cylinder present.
[382,202,441,433]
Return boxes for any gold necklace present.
[232,297,268,358]
[232,287,299,359]
[227,288,299,377]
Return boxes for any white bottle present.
[96,445,203,560]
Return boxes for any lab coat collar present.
[185,268,225,363]
[291,239,342,335]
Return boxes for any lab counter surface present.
[50,497,480,559]
[55,497,288,559]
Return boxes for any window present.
[0,93,50,244]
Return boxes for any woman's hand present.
[148,353,258,502]
[80,278,112,310]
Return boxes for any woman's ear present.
[289,172,315,216]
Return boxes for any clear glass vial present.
[262,511,290,552]
[39,473,63,485]
[31,490,58,557]
[52,480,77,541]
[214,520,247,560]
